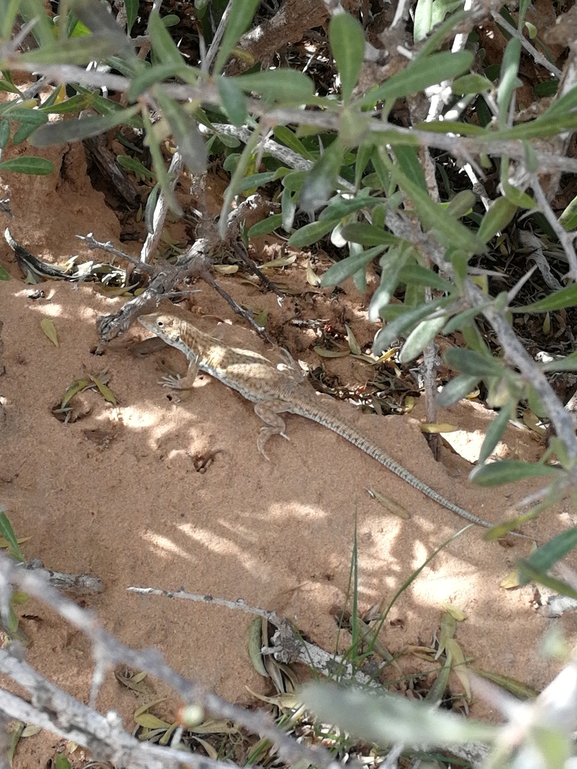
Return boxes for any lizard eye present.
[156,320,164,328]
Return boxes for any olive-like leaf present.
[329,12,365,102]
[469,460,562,486]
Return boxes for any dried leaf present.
[313,346,350,358]
[245,686,300,709]
[440,602,466,621]
[306,260,321,287]
[21,724,42,737]
[191,736,218,759]
[40,318,58,346]
[470,667,538,699]
[61,379,91,409]
[445,638,471,699]
[501,570,522,589]
[7,721,24,764]
[261,254,297,268]
[89,375,118,406]
[420,422,458,434]
[213,264,238,274]
[0,536,30,549]
[188,719,237,735]
[522,409,547,435]
[134,698,166,719]
[366,487,410,519]
[134,713,171,729]
[345,324,362,355]
[253,310,268,328]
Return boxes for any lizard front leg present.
[254,400,291,459]
[161,358,200,390]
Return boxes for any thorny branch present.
[0,553,343,769]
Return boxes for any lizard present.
[138,311,532,540]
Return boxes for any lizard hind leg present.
[254,400,290,459]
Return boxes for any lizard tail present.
[290,397,529,538]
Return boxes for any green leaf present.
[359,51,474,107]
[398,264,452,291]
[234,70,315,106]
[149,9,185,66]
[477,197,518,243]
[487,112,577,141]
[302,683,495,748]
[18,34,124,66]
[413,0,433,42]
[437,374,481,407]
[369,245,412,320]
[73,0,132,52]
[477,406,512,465]
[143,110,181,217]
[319,194,385,221]
[153,90,207,174]
[30,105,139,146]
[125,0,139,32]
[497,38,521,129]
[373,297,448,354]
[340,223,400,246]
[517,561,577,601]
[452,74,493,94]
[213,0,261,73]
[513,284,577,313]
[501,180,536,210]
[470,460,562,486]
[117,155,156,180]
[288,220,336,247]
[274,126,315,161]
[0,119,8,149]
[387,152,484,254]
[128,62,192,101]
[519,528,577,585]
[329,13,365,102]
[299,140,345,213]
[0,511,24,562]
[217,76,248,127]
[392,145,427,192]
[54,754,72,769]
[321,245,386,287]
[248,214,284,237]
[560,195,577,232]
[0,265,10,280]
[541,351,577,373]
[399,315,447,363]
[444,348,505,377]
[0,157,54,174]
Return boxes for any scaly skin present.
[139,311,532,540]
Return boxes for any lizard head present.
[138,312,181,345]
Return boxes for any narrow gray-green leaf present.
[125,0,138,32]
[398,264,452,291]
[148,9,185,66]
[399,315,447,363]
[542,352,577,373]
[444,348,505,377]
[517,562,577,602]
[73,0,132,55]
[388,156,484,254]
[321,245,385,287]
[497,38,521,128]
[368,245,412,320]
[18,34,123,66]
[302,683,495,748]
[0,157,54,174]
[519,528,577,584]
[413,0,433,42]
[117,155,156,179]
[288,220,336,247]
[443,305,485,334]
[513,284,577,313]
[213,0,260,74]
[128,62,191,100]
[359,51,474,107]
[143,110,181,216]
[217,76,248,127]
[452,74,493,94]
[373,297,448,354]
[234,70,315,106]
[477,196,518,244]
[154,90,207,174]
[299,140,345,213]
[30,105,139,146]
[340,222,400,246]
[329,12,365,102]
[0,265,9,280]
[0,511,24,562]
[437,374,481,408]
[248,214,283,237]
[274,126,315,161]
[469,460,562,486]
[478,406,512,465]
[319,194,386,221]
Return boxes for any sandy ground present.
[1,140,577,767]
